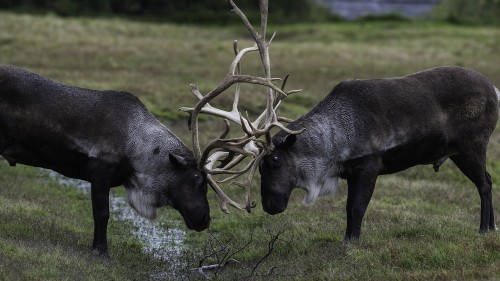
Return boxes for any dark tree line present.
[434,0,500,25]
[2,0,498,25]
[0,0,336,23]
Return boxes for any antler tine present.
[231,151,266,212]
[278,116,295,123]
[209,157,256,176]
[205,151,229,170]
[230,0,261,44]
[217,140,260,182]
[259,0,268,38]
[232,40,241,113]
[180,85,244,125]
[199,136,257,170]
[207,177,246,214]
[252,77,303,130]
[205,151,251,213]
[197,119,230,169]
[219,153,246,171]
[281,74,290,92]
[229,44,258,76]
[198,120,260,173]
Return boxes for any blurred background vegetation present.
[0,0,337,23]
[0,0,499,25]
[433,0,500,25]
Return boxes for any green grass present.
[182,159,500,280]
[0,163,166,280]
[1,11,500,280]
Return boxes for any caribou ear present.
[279,134,297,149]
[169,154,189,168]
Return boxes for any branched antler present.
[179,0,303,214]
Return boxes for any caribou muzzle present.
[181,206,210,231]
[261,189,289,215]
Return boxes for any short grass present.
[182,157,500,280]
[1,11,500,280]
[0,163,166,280]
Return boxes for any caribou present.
[260,66,500,240]
[0,65,210,257]
[181,0,499,242]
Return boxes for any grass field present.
[1,11,500,280]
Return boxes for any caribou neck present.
[124,117,192,189]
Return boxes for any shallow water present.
[47,170,186,278]
[317,0,440,19]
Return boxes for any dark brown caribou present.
[259,66,499,241]
[0,65,210,257]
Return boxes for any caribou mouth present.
[180,209,210,231]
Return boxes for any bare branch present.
[190,226,289,279]
[249,229,285,277]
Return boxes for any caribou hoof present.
[92,248,112,262]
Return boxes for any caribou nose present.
[194,211,210,232]
[262,197,286,215]
[183,207,210,232]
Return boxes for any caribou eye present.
[269,155,280,168]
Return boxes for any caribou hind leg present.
[450,148,496,232]
[485,171,497,230]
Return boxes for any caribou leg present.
[88,160,115,258]
[344,165,379,242]
[450,150,496,232]
[90,181,111,258]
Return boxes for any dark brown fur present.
[0,65,210,257]
[260,66,498,241]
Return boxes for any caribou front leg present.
[91,181,111,258]
[344,160,379,242]
[88,160,115,258]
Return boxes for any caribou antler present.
[180,0,303,214]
